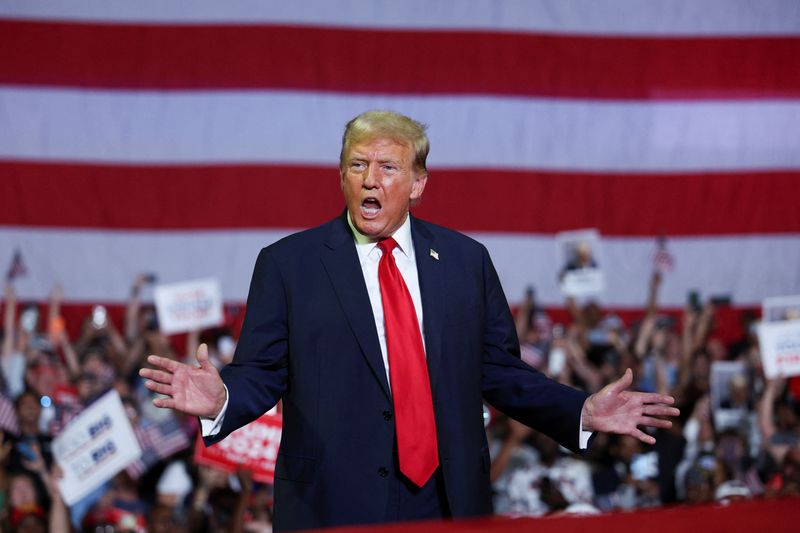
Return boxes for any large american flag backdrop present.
[1,1,799,326]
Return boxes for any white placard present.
[52,390,142,506]
[758,319,800,379]
[154,278,224,334]
[556,228,605,297]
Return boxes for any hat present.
[714,480,751,501]
[157,460,193,501]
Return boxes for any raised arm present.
[47,284,63,331]
[47,285,80,378]
[514,288,534,341]
[759,378,789,464]
[565,332,602,393]
[674,305,698,400]
[634,272,661,359]
[645,271,662,316]
[2,283,15,359]
[125,274,146,342]
[687,301,715,355]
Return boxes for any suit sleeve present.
[204,247,289,445]
[478,245,589,452]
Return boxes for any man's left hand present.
[581,368,679,445]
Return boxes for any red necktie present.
[377,237,439,487]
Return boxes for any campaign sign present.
[758,319,800,379]
[52,390,142,505]
[556,229,605,297]
[194,412,282,483]
[154,278,224,334]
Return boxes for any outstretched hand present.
[139,343,227,419]
[581,368,679,445]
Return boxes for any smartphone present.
[688,290,701,312]
[20,306,39,333]
[710,294,732,307]
[91,305,108,329]
[525,285,535,300]
[655,315,675,330]
[16,440,37,462]
[144,310,159,332]
[630,452,659,481]
[548,346,567,376]
[142,273,158,284]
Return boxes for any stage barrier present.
[310,497,799,533]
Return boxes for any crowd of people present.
[0,269,797,532]
[490,272,799,516]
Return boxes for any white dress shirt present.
[348,212,425,388]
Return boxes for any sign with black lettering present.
[52,390,142,505]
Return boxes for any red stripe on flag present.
[50,303,755,347]
[1,20,799,99]
[1,162,797,236]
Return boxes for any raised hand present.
[581,368,679,445]
[139,343,227,419]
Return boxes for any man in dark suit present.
[140,111,678,531]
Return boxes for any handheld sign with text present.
[194,410,282,483]
[154,278,224,335]
[758,319,800,379]
[52,390,142,505]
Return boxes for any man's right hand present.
[139,343,227,419]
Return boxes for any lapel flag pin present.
[430,249,439,260]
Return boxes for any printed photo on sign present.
[762,295,800,323]
[709,361,749,431]
[52,390,142,506]
[154,278,224,335]
[757,319,800,379]
[556,229,605,297]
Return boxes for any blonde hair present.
[339,110,430,174]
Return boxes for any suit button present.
[383,410,393,421]
[378,467,389,477]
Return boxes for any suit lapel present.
[320,215,391,401]
[411,217,446,391]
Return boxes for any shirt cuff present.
[199,384,229,437]
[579,426,593,449]
[578,398,594,449]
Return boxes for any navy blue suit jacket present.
[205,213,588,531]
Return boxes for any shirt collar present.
[346,211,415,262]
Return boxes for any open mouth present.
[360,197,382,218]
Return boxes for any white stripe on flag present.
[1,0,798,36]
[1,227,798,308]
[3,87,800,171]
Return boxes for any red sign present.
[193,412,282,483]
